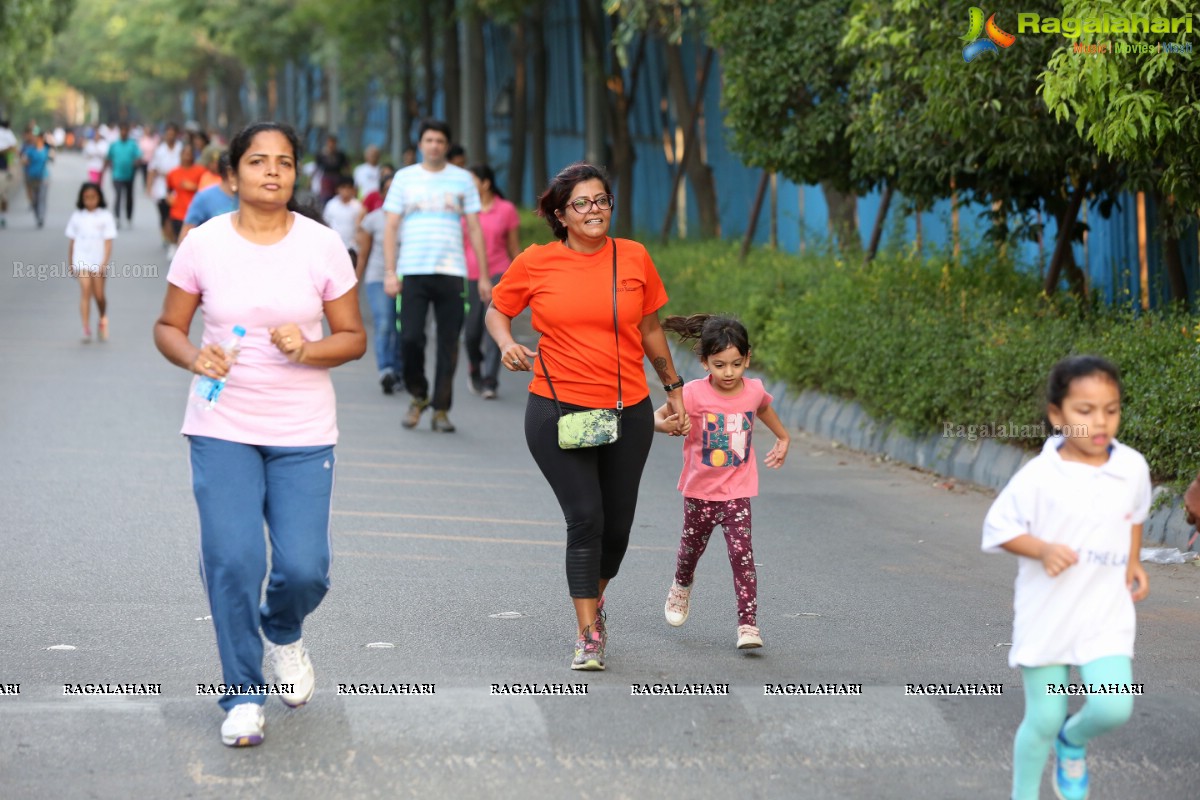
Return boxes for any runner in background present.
[147,123,183,251]
[353,145,382,199]
[178,152,237,244]
[104,123,142,229]
[0,117,18,229]
[165,143,208,259]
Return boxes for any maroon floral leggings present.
[674,497,756,626]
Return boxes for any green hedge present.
[645,239,1200,486]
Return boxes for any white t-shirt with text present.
[982,436,1151,668]
[65,208,117,272]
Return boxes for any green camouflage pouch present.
[557,408,621,449]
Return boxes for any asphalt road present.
[1,153,1198,800]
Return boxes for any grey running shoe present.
[571,626,605,671]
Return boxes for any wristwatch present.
[663,379,685,393]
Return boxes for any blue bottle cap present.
[232,325,247,337]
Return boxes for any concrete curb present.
[670,347,1196,550]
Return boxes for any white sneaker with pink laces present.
[664,581,692,627]
[737,625,763,649]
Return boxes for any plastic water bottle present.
[194,325,246,410]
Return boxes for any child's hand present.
[1039,543,1078,577]
[655,412,683,434]
[763,438,789,469]
[1126,560,1150,601]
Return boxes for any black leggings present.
[525,393,655,598]
[112,179,134,222]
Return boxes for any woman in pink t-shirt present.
[153,122,365,749]
[652,314,790,650]
[461,164,520,398]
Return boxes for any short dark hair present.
[1046,355,1122,408]
[536,162,611,242]
[663,314,751,359]
[468,164,504,199]
[216,152,232,178]
[76,182,107,210]
[336,175,356,190]
[418,119,452,142]
[447,144,466,160]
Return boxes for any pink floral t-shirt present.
[677,376,773,501]
[167,213,357,446]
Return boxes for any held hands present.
[1039,542,1079,577]
[269,324,307,364]
[501,343,539,371]
[1126,561,1150,602]
[191,343,236,379]
[663,393,689,436]
[763,438,790,469]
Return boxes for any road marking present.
[339,530,673,552]
[337,460,540,476]
[335,510,558,526]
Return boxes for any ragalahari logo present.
[961,8,1017,62]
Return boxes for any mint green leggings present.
[1012,655,1134,800]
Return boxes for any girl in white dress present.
[65,182,116,341]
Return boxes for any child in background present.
[982,355,1150,800]
[654,314,790,649]
[65,182,117,342]
[324,176,362,264]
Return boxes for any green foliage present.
[651,240,1200,485]
[843,0,1120,236]
[1042,0,1200,224]
[709,0,858,192]
[605,0,703,67]
[0,0,74,106]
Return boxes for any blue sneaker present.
[1053,720,1088,800]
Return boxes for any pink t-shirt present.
[167,213,358,446]
[462,197,519,280]
[677,376,773,501]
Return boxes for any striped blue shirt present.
[382,163,481,277]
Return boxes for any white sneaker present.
[737,624,763,649]
[221,702,265,747]
[266,638,315,707]
[664,581,692,627]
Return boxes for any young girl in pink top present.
[654,314,790,649]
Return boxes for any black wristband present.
[663,379,684,393]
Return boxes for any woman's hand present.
[1126,561,1150,602]
[383,273,400,298]
[665,391,689,436]
[269,323,307,364]
[191,343,236,378]
[501,343,539,371]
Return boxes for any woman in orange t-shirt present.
[166,143,209,242]
[486,162,688,671]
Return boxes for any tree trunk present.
[267,64,279,118]
[820,180,860,255]
[1154,190,1190,307]
[664,43,718,238]
[529,2,549,194]
[865,182,893,263]
[740,171,770,262]
[421,4,435,117]
[442,0,461,137]
[579,0,608,166]
[609,35,645,239]
[461,10,487,162]
[1043,185,1084,295]
[508,18,528,205]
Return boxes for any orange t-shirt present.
[197,170,221,191]
[167,165,210,221]
[491,237,668,408]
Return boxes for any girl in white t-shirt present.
[982,355,1151,800]
[652,314,790,650]
[65,182,116,342]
